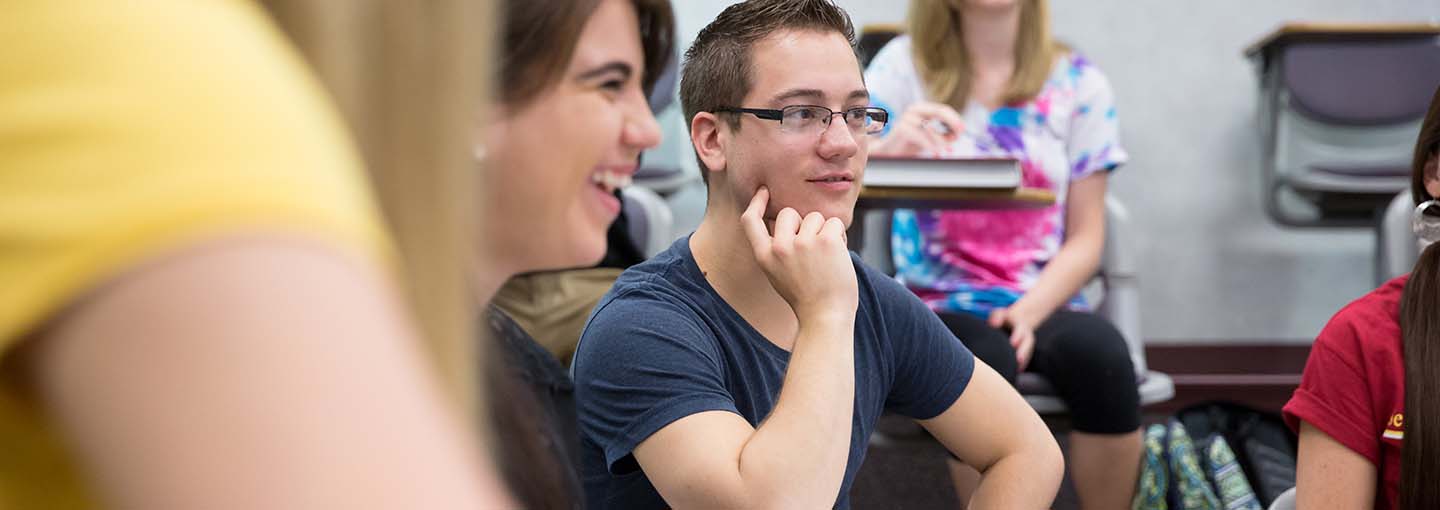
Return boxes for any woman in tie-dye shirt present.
[865,1,1140,508]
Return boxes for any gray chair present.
[1020,198,1174,414]
[1254,34,1440,227]
[620,185,675,259]
[1267,486,1296,510]
[1377,191,1421,283]
[624,38,686,253]
[635,43,697,196]
[857,197,1176,414]
[857,23,904,68]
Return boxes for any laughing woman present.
[478,0,672,507]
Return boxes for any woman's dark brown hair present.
[1398,84,1440,510]
[501,0,675,108]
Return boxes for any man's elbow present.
[666,490,817,510]
[983,432,1065,486]
[741,481,839,510]
[1040,434,1066,482]
[1021,433,1066,491]
[659,474,823,510]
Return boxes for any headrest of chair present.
[621,190,650,251]
[1281,37,1440,126]
[858,26,903,68]
[648,51,678,114]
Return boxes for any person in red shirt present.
[1285,84,1440,510]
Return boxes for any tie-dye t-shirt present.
[864,36,1127,317]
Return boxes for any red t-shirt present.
[1284,275,1407,510]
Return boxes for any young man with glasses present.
[571,1,1064,508]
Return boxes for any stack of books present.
[862,156,1021,190]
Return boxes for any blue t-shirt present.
[572,236,976,509]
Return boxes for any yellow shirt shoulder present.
[0,1,388,507]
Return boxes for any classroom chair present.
[1250,26,1440,227]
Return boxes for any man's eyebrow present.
[769,88,871,105]
[770,88,825,104]
[577,61,634,81]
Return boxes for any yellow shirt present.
[0,1,389,507]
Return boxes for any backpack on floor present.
[1166,419,1224,510]
[1200,433,1262,510]
[1133,402,1297,510]
[1176,402,1297,507]
[1132,424,1170,510]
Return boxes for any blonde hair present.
[257,1,491,425]
[907,0,1061,110]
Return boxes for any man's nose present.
[817,115,859,160]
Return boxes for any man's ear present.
[691,112,728,175]
[1425,151,1440,200]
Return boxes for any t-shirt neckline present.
[675,234,796,361]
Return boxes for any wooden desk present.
[857,185,1056,210]
[1244,22,1440,60]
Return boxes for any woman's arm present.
[1011,171,1107,320]
[24,238,511,509]
[992,172,1107,367]
[998,56,1125,340]
[1295,420,1377,510]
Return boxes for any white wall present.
[662,0,1440,343]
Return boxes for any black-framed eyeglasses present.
[712,105,889,135]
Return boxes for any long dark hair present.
[1398,84,1440,510]
[489,1,674,508]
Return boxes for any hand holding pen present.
[870,101,966,158]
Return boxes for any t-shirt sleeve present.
[863,36,919,138]
[867,266,976,419]
[573,287,740,474]
[0,1,388,347]
[1065,54,1129,180]
[1283,313,1380,465]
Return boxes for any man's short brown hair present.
[679,0,856,182]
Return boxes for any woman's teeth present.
[591,171,633,192]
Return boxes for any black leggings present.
[939,310,1140,435]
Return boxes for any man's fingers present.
[743,186,770,221]
[740,187,772,256]
[799,212,826,238]
[821,216,847,244]
[772,207,802,251]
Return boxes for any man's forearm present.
[735,315,856,508]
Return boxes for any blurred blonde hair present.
[907,0,1061,110]
[257,0,490,426]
